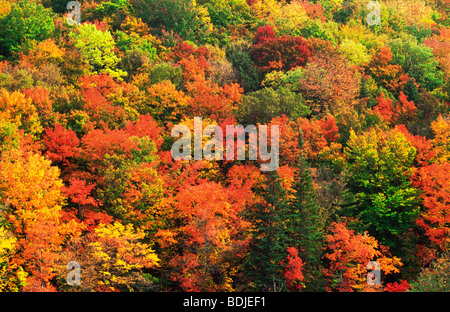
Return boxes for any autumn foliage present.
[0,0,448,294]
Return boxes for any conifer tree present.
[244,170,291,292]
[289,130,325,291]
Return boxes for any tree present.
[431,115,450,162]
[289,134,325,291]
[282,246,305,291]
[226,40,260,92]
[43,124,80,167]
[0,1,54,60]
[373,92,417,126]
[365,46,410,94]
[0,221,27,292]
[423,28,450,80]
[244,171,293,291]
[338,38,371,67]
[388,34,444,92]
[251,25,312,74]
[297,53,361,132]
[323,222,402,292]
[143,80,190,125]
[206,0,253,29]
[0,150,66,291]
[170,180,251,291]
[56,221,160,292]
[412,163,450,251]
[343,127,420,251]
[0,89,42,138]
[130,0,213,43]
[69,23,126,80]
[238,87,310,125]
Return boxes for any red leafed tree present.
[167,41,243,122]
[80,127,139,165]
[62,177,99,221]
[185,79,243,123]
[251,25,312,74]
[384,280,410,292]
[169,181,251,291]
[412,163,450,251]
[373,92,417,126]
[270,115,300,166]
[43,124,80,166]
[296,114,341,161]
[124,113,163,149]
[269,114,342,168]
[78,74,129,129]
[167,41,211,82]
[395,124,437,167]
[22,87,55,127]
[323,222,402,292]
[282,246,305,291]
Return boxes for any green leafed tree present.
[69,23,126,80]
[238,87,310,125]
[342,127,420,252]
[0,0,55,60]
[388,34,444,92]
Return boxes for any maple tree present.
[170,180,251,291]
[0,149,66,291]
[323,222,402,292]
[251,25,312,74]
[365,45,410,94]
[373,92,417,126]
[412,163,450,251]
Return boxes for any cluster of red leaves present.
[251,25,312,74]
[374,92,417,126]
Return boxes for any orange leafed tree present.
[412,163,450,252]
[365,46,410,93]
[0,150,67,291]
[169,181,251,291]
[323,222,402,292]
[373,92,417,126]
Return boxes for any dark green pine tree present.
[244,170,291,292]
[289,130,326,291]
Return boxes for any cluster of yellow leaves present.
[20,39,65,67]
[251,0,282,21]
[0,89,42,137]
[87,221,159,290]
[146,80,190,122]
[431,115,450,163]
[385,0,435,26]
[272,1,308,33]
[0,226,28,292]
[0,0,10,17]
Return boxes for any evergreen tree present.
[289,130,325,291]
[244,170,291,292]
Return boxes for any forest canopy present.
[0,0,449,292]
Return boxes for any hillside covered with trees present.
[0,0,449,292]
